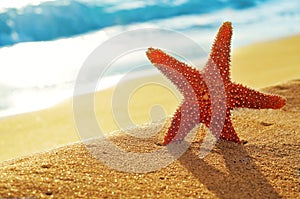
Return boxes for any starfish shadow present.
[178,141,281,198]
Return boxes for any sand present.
[231,34,300,88]
[0,79,299,198]
[0,34,299,198]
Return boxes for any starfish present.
[146,22,286,145]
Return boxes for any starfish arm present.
[146,48,204,101]
[229,83,286,109]
[218,111,241,143]
[163,100,201,145]
[207,21,232,83]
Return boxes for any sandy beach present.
[0,34,299,198]
[0,79,299,198]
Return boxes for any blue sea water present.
[0,0,300,116]
[0,0,274,47]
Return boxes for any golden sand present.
[0,79,299,198]
[0,33,299,198]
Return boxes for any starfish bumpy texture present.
[146,22,286,145]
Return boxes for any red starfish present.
[146,22,286,145]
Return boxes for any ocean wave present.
[0,0,269,47]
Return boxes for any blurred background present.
[0,0,300,117]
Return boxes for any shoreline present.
[0,69,161,119]
[0,34,300,120]
[1,33,299,119]
[0,33,299,162]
